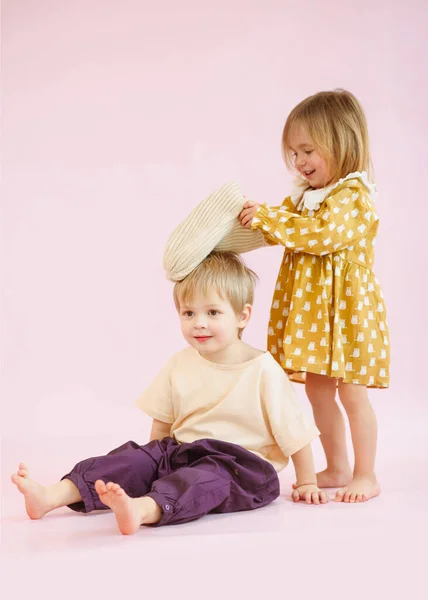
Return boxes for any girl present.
[239,89,389,503]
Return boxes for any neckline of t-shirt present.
[191,347,269,370]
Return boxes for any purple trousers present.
[62,437,280,526]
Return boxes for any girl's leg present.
[305,372,352,488]
[335,382,380,503]
[11,463,82,519]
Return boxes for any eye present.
[182,310,194,317]
[208,310,220,316]
[305,150,313,155]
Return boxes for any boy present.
[12,252,326,536]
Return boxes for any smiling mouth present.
[304,169,315,176]
[194,336,212,342]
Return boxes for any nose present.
[194,315,207,329]
[295,153,306,168]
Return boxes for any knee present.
[337,381,369,414]
[305,373,337,406]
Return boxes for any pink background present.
[1,0,427,596]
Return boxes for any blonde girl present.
[240,89,389,503]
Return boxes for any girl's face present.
[288,124,332,189]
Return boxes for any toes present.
[349,492,357,503]
[344,491,352,503]
[335,489,345,502]
[291,490,300,503]
[320,492,328,504]
[95,480,106,495]
[356,493,363,503]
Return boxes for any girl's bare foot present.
[335,475,381,503]
[11,463,53,519]
[95,480,162,535]
[316,468,353,489]
[292,467,352,491]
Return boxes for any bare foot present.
[11,463,52,519]
[95,480,162,535]
[292,468,352,491]
[316,468,353,489]
[335,476,381,503]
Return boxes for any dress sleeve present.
[135,357,175,423]
[261,360,319,457]
[251,184,377,255]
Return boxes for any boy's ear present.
[238,303,252,330]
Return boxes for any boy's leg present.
[62,439,167,513]
[145,439,280,526]
[11,439,174,520]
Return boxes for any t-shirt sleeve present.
[135,357,175,423]
[260,360,319,457]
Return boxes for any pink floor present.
[1,401,426,598]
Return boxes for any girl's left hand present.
[239,200,260,228]
[291,484,329,505]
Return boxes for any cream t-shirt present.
[135,347,319,472]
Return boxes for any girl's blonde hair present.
[173,251,258,339]
[282,89,373,185]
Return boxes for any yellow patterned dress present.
[251,172,390,388]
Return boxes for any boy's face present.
[178,291,249,359]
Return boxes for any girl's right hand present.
[239,200,260,228]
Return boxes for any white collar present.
[290,171,377,212]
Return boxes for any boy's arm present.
[260,361,327,505]
[291,443,328,504]
[150,419,172,442]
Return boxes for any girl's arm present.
[150,419,172,441]
[244,183,377,255]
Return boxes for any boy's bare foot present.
[95,480,162,535]
[335,476,381,503]
[11,463,52,519]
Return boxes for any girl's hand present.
[291,484,328,505]
[239,200,260,229]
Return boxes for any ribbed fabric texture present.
[163,181,267,281]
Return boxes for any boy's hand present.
[291,484,328,505]
[239,200,260,228]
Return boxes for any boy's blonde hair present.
[282,89,372,185]
[173,251,258,339]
